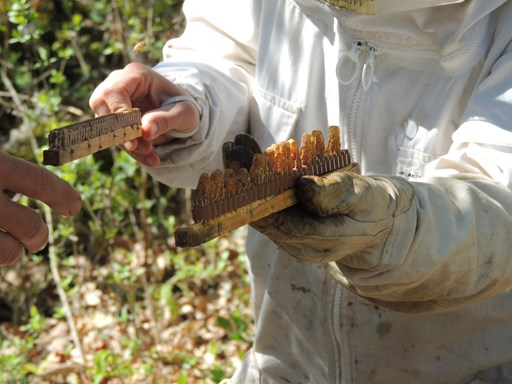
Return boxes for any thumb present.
[296,172,414,221]
[141,96,201,143]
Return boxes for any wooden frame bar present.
[174,163,359,247]
[43,109,142,166]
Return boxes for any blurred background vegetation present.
[0,0,252,382]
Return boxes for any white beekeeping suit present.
[141,0,512,382]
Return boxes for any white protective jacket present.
[147,0,512,383]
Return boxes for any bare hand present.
[0,152,82,265]
[89,63,201,167]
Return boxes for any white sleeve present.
[335,44,512,313]
[425,42,512,187]
[144,0,260,188]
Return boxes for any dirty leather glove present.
[251,171,416,265]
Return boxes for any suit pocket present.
[249,87,300,148]
[394,146,436,180]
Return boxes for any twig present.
[43,204,86,365]
[39,361,85,377]
[0,90,84,116]
[71,38,90,79]
[2,67,86,365]
[146,0,155,40]
[0,69,27,113]
[111,0,131,63]
[0,90,30,100]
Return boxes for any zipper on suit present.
[332,42,378,382]
[332,283,345,384]
[346,75,364,164]
[330,16,489,382]
[337,14,488,163]
[337,40,378,163]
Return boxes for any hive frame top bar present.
[174,126,357,247]
[43,109,142,166]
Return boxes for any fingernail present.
[34,241,47,253]
[5,245,25,265]
[146,154,160,167]
[124,141,135,151]
[148,123,158,140]
[68,198,83,216]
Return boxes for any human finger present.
[0,231,25,265]
[122,139,138,152]
[125,149,161,168]
[296,172,413,221]
[250,205,392,263]
[91,100,114,117]
[89,68,135,114]
[0,194,49,253]
[122,96,201,167]
[120,136,159,166]
[90,63,187,116]
[140,96,201,143]
[125,138,153,156]
[0,152,82,216]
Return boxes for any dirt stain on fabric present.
[377,321,392,338]
[290,283,311,294]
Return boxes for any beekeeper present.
[90,1,512,382]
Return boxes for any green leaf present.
[72,13,83,27]
[216,316,232,332]
[211,365,226,383]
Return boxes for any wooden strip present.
[174,162,359,247]
[174,188,298,248]
[43,109,142,166]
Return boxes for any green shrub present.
[0,1,253,383]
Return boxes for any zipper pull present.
[362,43,379,90]
[336,40,379,90]
[336,40,364,85]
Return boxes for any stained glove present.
[251,171,416,265]
[222,134,417,265]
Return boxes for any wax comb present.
[174,126,358,247]
[43,109,142,166]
